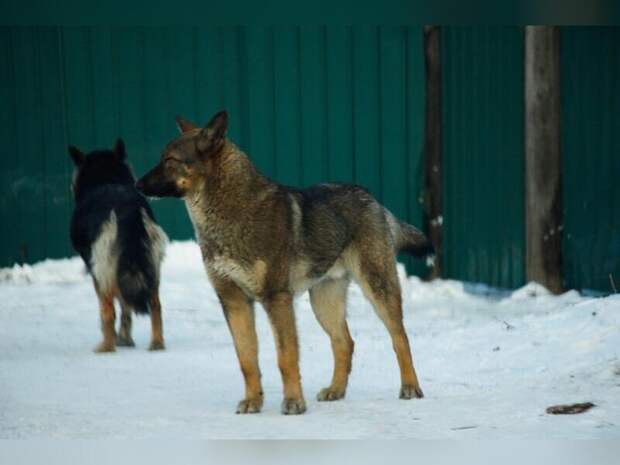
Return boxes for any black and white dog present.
[69,139,167,352]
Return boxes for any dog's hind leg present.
[264,292,306,415]
[211,274,263,414]
[347,246,424,399]
[148,287,165,351]
[116,301,135,347]
[309,278,354,401]
[93,280,116,353]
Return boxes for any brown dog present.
[137,111,433,414]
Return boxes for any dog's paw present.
[116,335,135,347]
[400,384,424,399]
[316,387,346,402]
[281,397,307,415]
[148,339,165,351]
[94,342,116,353]
[236,397,263,414]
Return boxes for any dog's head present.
[69,139,135,200]
[136,110,228,198]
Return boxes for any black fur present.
[401,238,435,259]
[69,141,160,314]
[398,220,435,258]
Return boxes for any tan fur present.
[210,272,263,413]
[309,278,353,401]
[116,301,135,347]
[148,290,165,350]
[94,279,116,353]
[263,292,306,414]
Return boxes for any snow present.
[0,241,619,439]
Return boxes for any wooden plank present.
[423,26,442,278]
[525,26,563,293]
[402,27,427,277]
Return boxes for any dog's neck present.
[183,142,272,257]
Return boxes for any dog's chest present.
[208,255,267,296]
[185,199,267,295]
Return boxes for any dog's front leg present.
[212,275,263,414]
[264,292,306,415]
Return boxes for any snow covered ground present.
[0,241,619,439]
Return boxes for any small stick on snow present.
[610,273,618,294]
[546,402,595,415]
[494,317,515,331]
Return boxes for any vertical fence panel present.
[194,28,225,123]
[162,27,196,239]
[325,27,354,183]
[114,28,144,168]
[62,28,95,150]
[12,27,47,263]
[379,27,408,224]
[273,26,301,186]
[561,27,620,292]
[0,28,19,266]
[244,27,276,178]
[142,28,186,240]
[442,27,525,288]
[299,26,328,187]
[352,27,381,198]
[91,27,119,148]
[220,27,244,149]
[38,27,72,260]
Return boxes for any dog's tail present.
[385,210,435,259]
[116,209,167,314]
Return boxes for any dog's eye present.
[164,157,182,166]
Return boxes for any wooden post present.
[424,26,442,279]
[525,26,563,293]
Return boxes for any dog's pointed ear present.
[68,145,85,166]
[207,110,228,138]
[113,138,126,160]
[176,115,198,134]
[197,110,228,154]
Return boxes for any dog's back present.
[69,141,167,314]
[289,182,434,279]
[71,185,166,313]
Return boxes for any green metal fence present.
[1,26,619,292]
[561,27,620,292]
[0,26,427,275]
[441,27,525,288]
